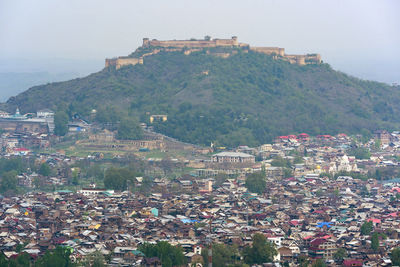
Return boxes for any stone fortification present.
[250,47,285,57]
[143,36,239,48]
[105,36,321,69]
[105,57,143,70]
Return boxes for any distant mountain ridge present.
[0,72,81,102]
[2,42,400,146]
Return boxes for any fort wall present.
[143,36,239,48]
[284,55,306,65]
[105,57,143,70]
[105,36,322,69]
[250,47,285,57]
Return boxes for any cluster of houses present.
[0,108,55,153]
[3,107,400,265]
[0,173,400,266]
[186,131,400,184]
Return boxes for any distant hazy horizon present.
[1,0,399,101]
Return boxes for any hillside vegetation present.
[3,49,400,147]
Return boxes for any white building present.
[212,151,255,163]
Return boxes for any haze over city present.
[3,1,400,266]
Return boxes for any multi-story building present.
[212,152,255,164]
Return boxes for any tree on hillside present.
[0,157,25,176]
[104,167,138,191]
[371,232,379,251]
[80,251,106,267]
[391,247,400,266]
[202,243,239,267]
[298,255,310,267]
[271,156,292,168]
[333,247,347,262]
[312,258,327,267]
[9,252,32,266]
[243,233,277,264]
[38,163,51,176]
[137,176,153,195]
[0,171,17,194]
[245,172,266,194]
[95,106,122,125]
[34,246,75,267]
[117,118,143,140]
[139,241,185,267]
[360,221,373,235]
[54,110,69,136]
[347,147,371,160]
[214,173,229,188]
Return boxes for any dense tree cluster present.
[360,221,373,235]
[0,171,17,194]
[139,241,185,267]
[116,118,143,140]
[54,110,69,136]
[243,233,277,264]
[38,163,51,177]
[245,171,266,194]
[0,157,26,175]
[201,243,241,267]
[392,247,400,266]
[0,157,29,195]
[0,246,74,267]
[103,167,139,191]
[347,147,371,159]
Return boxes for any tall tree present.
[245,172,266,194]
[38,163,51,176]
[371,232,379,251]
[391,247,400,266]
[312,258,327,267]
[81,251,106,267]
[333,247,347,262]
[0,170,17,194]
[54,110,69,136]
[202,243,239,267]
[116,118,143,140]
[360,221,373,235]
[104,167,137,191]
[35,246,74,267]
[243,233,277,264]
[139,241,185,267]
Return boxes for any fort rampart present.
[105,36,321,69]
[250,47,285,57]
[105,57,143,70]
[143,36,238,48]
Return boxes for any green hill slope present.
[3,50,400,146]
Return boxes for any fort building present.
[105,36,322,69]
[250,47,285,57]
[105,57,144,70]
[142,36,239,48]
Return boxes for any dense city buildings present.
[1,110,400,266]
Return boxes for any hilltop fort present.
[105,36,321,69]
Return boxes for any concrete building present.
[212,151,255,163]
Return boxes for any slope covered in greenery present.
[3,49,400,147]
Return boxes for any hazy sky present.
[1,0,399,83]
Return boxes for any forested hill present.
[3,49,400,147]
